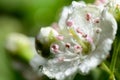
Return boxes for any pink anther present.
[76,28,83,34]
[96,28,102,33]
[86,36,93,44]
[65,43,71,48]
[74,45,82,52]
[94,18,100,23]
[66,20,73,27]
[51,44,59,53]
[86,13,92,21]
[57,35,64,40]
[74,45,82,49]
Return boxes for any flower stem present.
[101,63,115,80]
[108,38,120,80]
[101,63,111,74]
[110,38,120,73]
[101,38,120,80]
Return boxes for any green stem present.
[110,38,120,73]
[101,63,115,80]
[101,38,120,80]
[101,63,111,74]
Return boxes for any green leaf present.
[84,0,95,3]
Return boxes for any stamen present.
[58,57,64,62]
[94,18,100,23]
[57,35,64,40]
[86,13,91,21]
[65,43,71,48]
[51,44,59,53]
[99,0,106,3]
[74,45,82,52]
[96,28,102,33]
[66,20,73,27]
[76,28,83,34]
[86,36,93,44]
[82,34,87,38]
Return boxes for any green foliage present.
[84,0,95,3]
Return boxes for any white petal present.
[58,7,70,30]
[30,54,47,70]
[32,1,117,80]
[78,9,117,74]
[72,1,86,8]
[43,59,79,80]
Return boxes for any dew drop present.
[38,65,43,72]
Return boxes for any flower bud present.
[35,27,58,58]
[6,33,34,61]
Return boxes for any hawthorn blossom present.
[31,1,117,80]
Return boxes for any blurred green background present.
[0,0,70,80]
[0,0,74,80]
[0,0,120,80]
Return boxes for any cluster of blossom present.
[30,1,117,80]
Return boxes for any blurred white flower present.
[6,33,35,60]
[6,33,31,53]
[116,0,120,4]
[31,1,117,80]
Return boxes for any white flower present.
[31,1,117,80]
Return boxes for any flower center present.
[68,27,92,54]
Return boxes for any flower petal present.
[42,59,79,80]
[32,1,117,80]
[78,9,117,74]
